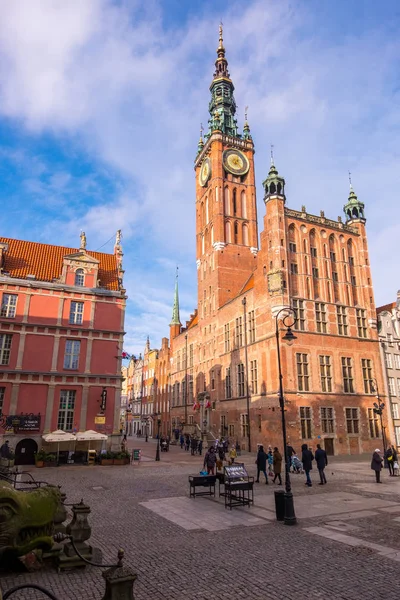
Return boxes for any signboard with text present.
[5,414,41,431]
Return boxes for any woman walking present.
[255,445,269,484]
[301,443,314,487]
[273,447,282,485]
[371,448,383,483]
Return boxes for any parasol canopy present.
[75,430,107,441]
[42,430,76,443]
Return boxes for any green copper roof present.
[170,275,181,326]
[344,185,366,223]
[262,160,285,201]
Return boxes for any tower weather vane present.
[348,171,352,188]
[270,144,274,165]
[244,106,248,121]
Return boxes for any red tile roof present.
[0,237,120,291]
[377,303,396,315]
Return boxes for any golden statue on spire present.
[219,22,224,48]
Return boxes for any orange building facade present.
[165,29,388,455]
[0,232,126,463]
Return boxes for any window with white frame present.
[321,407,334,433]
[224,323,230,353]
[368,408,380,438]
[385,353,393,369]
[74,269,85,286]
[296,353,310,391]
[240,413,249,438]
[388,377,396,396]
[394,355,400,370]
[337,305,348,336]
[346,408,359,434]
[319,355,332,392]
[248,310,256,343]
[392,403,399,420]
[315,303,327,333]
[237,363,245,397]
[57,390,76,430]
[69,301,84,325]
[225,367,232,399]
[356,308,367,338]
[395,426,400,447]
[292,299,305,331]
[300,407,312,438]
[342,357,354,393]
[0,334,12,365]
[397,378,400,396]
[250,360,258,394]
[63,340,81,369]
[361,359,374,394]
[1,294,17,318]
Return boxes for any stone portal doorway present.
[324,438,334,456]
[15,438,38,465]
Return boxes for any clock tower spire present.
[194,26,258,317]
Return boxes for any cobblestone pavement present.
[2,442,400,600]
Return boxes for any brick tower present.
[194,26,258,319]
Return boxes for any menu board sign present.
[224,464,248,480]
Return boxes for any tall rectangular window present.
[346,408,359,433]
[237,363,245,397]
[211,370,215,390]
[315,303,327,333]
[189,344,193,367]
[311,246,317,258]
[235,317,243,347]
[342,357,354,393]
[356,309,367,338]
[330,251,336,263]
[177,351,180,372]
[319,355,332,392]
[300,407,312,438]
[388,377,396,396]
[0,334,12,365]
[312,267,319,279]
[63,340,81,369]
[248,310,256,343]
[225,367,232,399]
[182,347,187,370]
[224,324,230,353]
[296,353,310,392]
[250,360,258,394]
[361,358,373,394]
[351,275,357,286]
[69,301,84,325]
[58,390,76,431]
[289,242,296,253]
[397,378,400,396]
[240,414,249,438]
[396,427,400,447]
[1,294,17,318]
[292,299,305,331]
[336,306,348,336]
[229,424,235,437]
[321,407,334,434]
[385,353,393,369]
[392,403,399,419]
[290,263,298,275]
[368,408,380,438]
[189,377,193,402]
[394,355,400,370]
[0,387,4,413]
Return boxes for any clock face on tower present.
[223,148,249,176]
[199,158,211,187]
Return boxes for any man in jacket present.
[315,443,328,485]
[255,445,269,484]
[0,440,11,459]
[371,448,383,483]
[301,443,314,487]
[204,446,217,475]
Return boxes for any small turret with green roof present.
[343,175,365,223]
[263,149,285,202]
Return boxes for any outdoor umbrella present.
[75,430,108,453]
[42,430,76,464]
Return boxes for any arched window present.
[242,223,249,245]
[241,191,247,218]
[224,187,230,215]
[205,197,209,224]
[225,221,231,243]
[234,221,239,244]
[75,268,84,286]
[210,225,214,246]
[233,189,237,215]
[270,182,276,194]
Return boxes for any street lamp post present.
[371,378,386,457]
[275,307,298,526]
[153,412,161,462]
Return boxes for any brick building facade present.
[165,28,387,455]
[0,232,126,464]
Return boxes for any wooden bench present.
[188,475,216,498]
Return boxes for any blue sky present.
[0,0,399,356]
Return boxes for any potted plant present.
[8,450,15,468]
[100,451,114,466]
[122,451,131,465]
[44,453,57,467]
[35,449,47,468]
[113,452,125,466]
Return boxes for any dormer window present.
[75,269,85,287]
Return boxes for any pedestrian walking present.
[273,447,282,485]
[301,443,314,487]
[204,446,217,475]
[0,440,11,459]
[185,434,190,452]
[198,439,203,456]
[191,437,198,456]
[255,445,269,484]
[391,444,399,476]
[371,448,383,483]
[315,443,328,485]
[180,434,184,449]
[286,442,296,463]
[385,446,394,476]
[218,442,225,462]
[229,445,237,465]
[267,446,274,475]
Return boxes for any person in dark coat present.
[180,434,184,449]
[286,443,296,465]
[301,443,314,487]
[255,445,269,484]
[273,447,282,485]
[315,443,328,485]
[371,448,383,483]
[185,435,190,452]
[190,437,198,456]
[385,446,394,476]
[198,439,203,455]
[204,446,217,475]
[0,440,11,459]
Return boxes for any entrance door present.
[349,437,359,455]
[15,438,38,466]
[324,438,334,456]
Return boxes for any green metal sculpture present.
[0,481,60,560]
